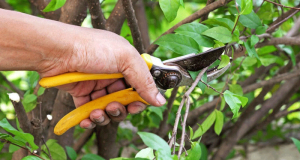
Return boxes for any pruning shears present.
[39,46,230,135]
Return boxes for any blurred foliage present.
[1,0,300,159]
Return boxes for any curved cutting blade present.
[163,46,225,71]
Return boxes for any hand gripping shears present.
[39,46,230,135]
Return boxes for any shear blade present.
[163,46,225,71]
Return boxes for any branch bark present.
[134,0,150,49]
[87,0,106,29]
[146,0,232,55]
[123,0,145,53]
[28,0,61,20]
[73,129,94,153]
[256,37,300,48]
[105,0,138,34]
[0,0,12,10]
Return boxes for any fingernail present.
[109,109,120,116]
[94,116,105,123]
[87,123,96,129]
[156,92,166,105]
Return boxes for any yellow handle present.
[39,54,153,135]
[39,53,153,88]
[54,88,149,135]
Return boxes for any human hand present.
[37,28,166,129]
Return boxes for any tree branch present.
[267,4,300,33]
[73,129,94,153]
[123,0,145,53]
[0,73,24,97]
[243,69,300,93]
[265,0,300,10]
[134,0,150,48]
[105,0,138,34]
[0,0,12,10]
[10,97,32,134]
[256,37,300,48]
[156,87,179,137]
[146,0,232,55]
[28,0,61,21]
[87,0,106,29]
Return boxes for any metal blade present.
[163,46,225,71]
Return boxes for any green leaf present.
[192,111,216,139]
[256,25,268,35]
[244,39,259,59]
[220,96,226,111]
[214,110,224,135]
[37,87,45,96]
[223,90,248,118]
[16,118,23,132]
[156,149,173,160]
[22,93,37,112]
[239,11,262,29]
[282,46,296,66]
[218,55,230,69]
[138,132,171,155]
[0,133,26,149]
[229,84,243,96]
[205,82,225,96]
[175,23,214,47]
[200,143,208,160]
[155,34,200,55]
[21,156,42,160]
[40,139,67,160]
[201,26,232,43]
[291,137,300,153]
[159,0,180,22]
[0,119,38,150]
[22,94,37,104]
[189,126,194,140]
[214,41,225,48]
[186,142,201,160]
[242,57,257,69]
[0,142,4,152]
[148,107,163,120]
[66,146,77,160]
[240,0,253,15]
[250,35,259,47]
[43,0,66,12]
[81,153,105,160]
[135,148,155,159]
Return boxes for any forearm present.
[0,9,76,72]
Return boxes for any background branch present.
[87,0,106,29]
[123,0,145,53]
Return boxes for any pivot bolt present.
[153,70,161,77]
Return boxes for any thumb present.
[120,54,166,107]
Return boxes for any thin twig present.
[123,0,145,53]
[266,10,299,33]
[200,80,223,95]
[178,97,191,157]
[0,84,13,92]
[169,67,208,158]
[169,99,185,148]
[41,136,52,160]
[0,139,45,160]
[265,0,300,10]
